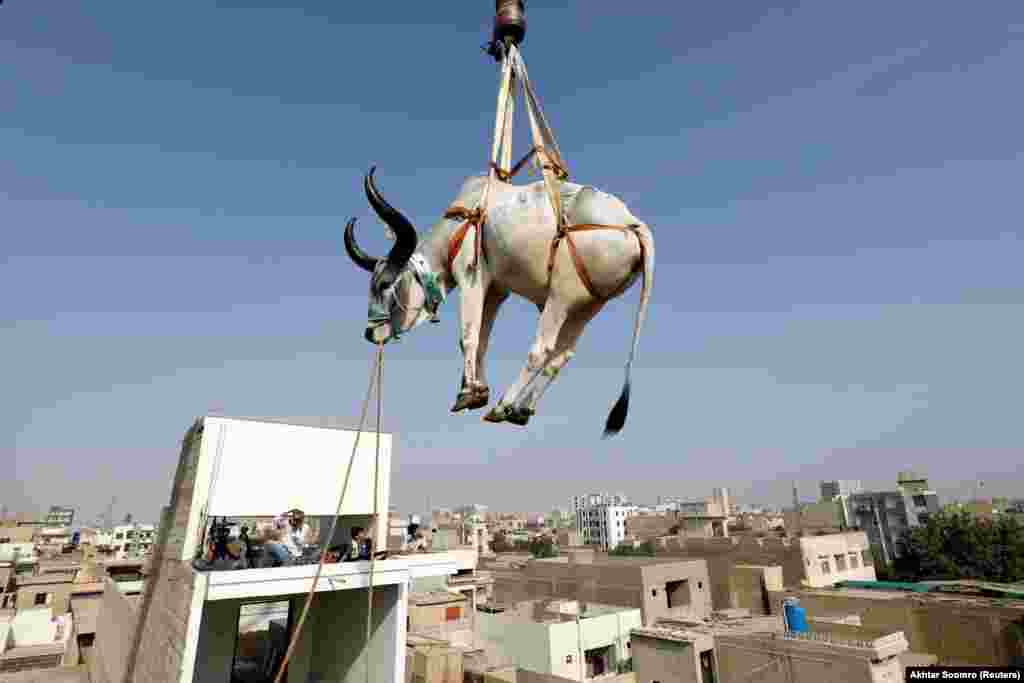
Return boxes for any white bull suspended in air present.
[345,168,655,437]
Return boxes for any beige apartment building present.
[631,613,911,683]
[489,550,712,626]
[654,532,875,609]
[769,584,1024,667]
[475,599,641,681]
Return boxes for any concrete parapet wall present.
[715,631,904,683]
[90,579,139,683]
[770,588,1024,666]
[729,566,783,615]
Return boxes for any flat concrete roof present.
[787,586,1024,611]
[0,665,90,682]
[633,615,785,642]
[410,591,467,606]
[532,556,705,568]
[209,415,394,435]
[14,574,74,587]
[0,642,67,659]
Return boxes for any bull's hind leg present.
[484,298,569,425]
[514,302,603,418]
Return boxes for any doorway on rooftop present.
[699,648,717,683]
[584,644,614,677]
[231,600,292,683]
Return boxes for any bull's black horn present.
[364,167,418,267]
[344,218,380,273]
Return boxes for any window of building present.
[651,588,657,597]
[819,557,831,574]
[862,550,874,565]
[666,580,690,609]
[834,554,847,571]
[848,552,859,569]
[34,592,49,606]
[912,495,927,507]
[565,655,573,664]
[445,606,461,622]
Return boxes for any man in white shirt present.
[261,508,314,566]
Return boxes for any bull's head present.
[346,168,443,345]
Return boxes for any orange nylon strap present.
[546,224,641,301]
[444,206,486,277]
[490,145,570,183]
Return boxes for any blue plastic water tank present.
[783,598,808,633]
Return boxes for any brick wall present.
[124,419,204,683]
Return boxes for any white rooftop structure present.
[90,415,470,683]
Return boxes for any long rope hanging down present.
[272,343,385,683]
[364,346,384,683]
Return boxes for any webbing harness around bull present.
[444,41,643,302]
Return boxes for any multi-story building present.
[818,480,863,528]
[96,524,156,560]
[44,506,75,528]
[476,599,643,680]
[848,472,940,563]
[490,551,713,626]
[89,415,467,683]
[631,612,911,683]
[0,607,76,675]
[575,502,635,550]
[819,480,863,500]
[571,493,628,512]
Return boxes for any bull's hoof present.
[506,407,534,426]
[451,387,490,413]
[483,405,532,426]
[482,405,508,423]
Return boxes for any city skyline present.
[5,2,1023,524]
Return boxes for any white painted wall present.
[184,416,393,559]
[799,532,877,587]
[0,543,37,563]
[0,622,11,654]
[477,607,642,682]
[477,613,552,676]
[8,607,59,645]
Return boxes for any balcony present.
[165,416,470,683]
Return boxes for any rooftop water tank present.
[783,597,808,633]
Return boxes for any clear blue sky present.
[3,2,1022,524]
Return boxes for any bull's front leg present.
[475,285,509,394]
[451,276,492,413]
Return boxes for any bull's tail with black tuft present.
[603,223,655,439]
